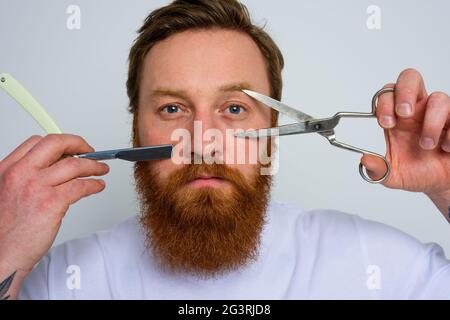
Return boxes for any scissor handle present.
[330,87,395,120]
[356,87,394,183]
[358,152,391,184]
[320,87,395,183]
[371,87,395,115]
[325,135,391,183]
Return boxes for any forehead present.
[140,29,271,95]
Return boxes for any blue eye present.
[227,104,244,115]
[162,104,180,113]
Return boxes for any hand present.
[0,134,109,274]
[361,68,449,197]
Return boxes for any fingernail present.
[442,143,450,152]
[381,115,395,128]
[396,103,412,117]
[420,137,435,150]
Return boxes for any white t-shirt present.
[19,202,450,299]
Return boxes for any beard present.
[134,160,272,277]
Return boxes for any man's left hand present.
[361,68,449,216]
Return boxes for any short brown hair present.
[127,0,284,141]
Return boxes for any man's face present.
[137,29,272,181]
[134,29,274,275]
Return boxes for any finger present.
[442,128,450,152]
[360,154,390,183]
[20,134,94,169]
[395,68,427,118]
[420,92,450,150]
[40,157,109,186]
[0,135,42,172]
[376,83,396,129]
[55,178,106,205]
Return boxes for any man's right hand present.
[0,134,109,298]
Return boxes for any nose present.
[190,108,224,164]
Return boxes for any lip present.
[196,174,220,179]
[187,175,226,188]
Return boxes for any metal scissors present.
[235,87,394,184]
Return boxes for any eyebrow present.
[218,82,253,92]
[149,82,253,99]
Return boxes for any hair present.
[126,0,284,130]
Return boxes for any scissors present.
[235,87,394,184]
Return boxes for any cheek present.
[143,132,168,146]
[148,159,181,183]
[227,162,259,182]
[252,107,272,129]
[223,133,269,166]
[136,113,185,182]
[137,112,174,146]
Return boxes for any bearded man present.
[1,0,449,299]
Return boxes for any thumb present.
[360,154,390,183]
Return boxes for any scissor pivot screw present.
[0,77,5,83]
[313,124,321,131]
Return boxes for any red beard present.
[134,161,272,277]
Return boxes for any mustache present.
[158,162,258,194]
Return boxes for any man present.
[0,0,449,299]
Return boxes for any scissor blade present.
[76,145,173,161]
[234,123,309,138]
[242,89,314,122]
